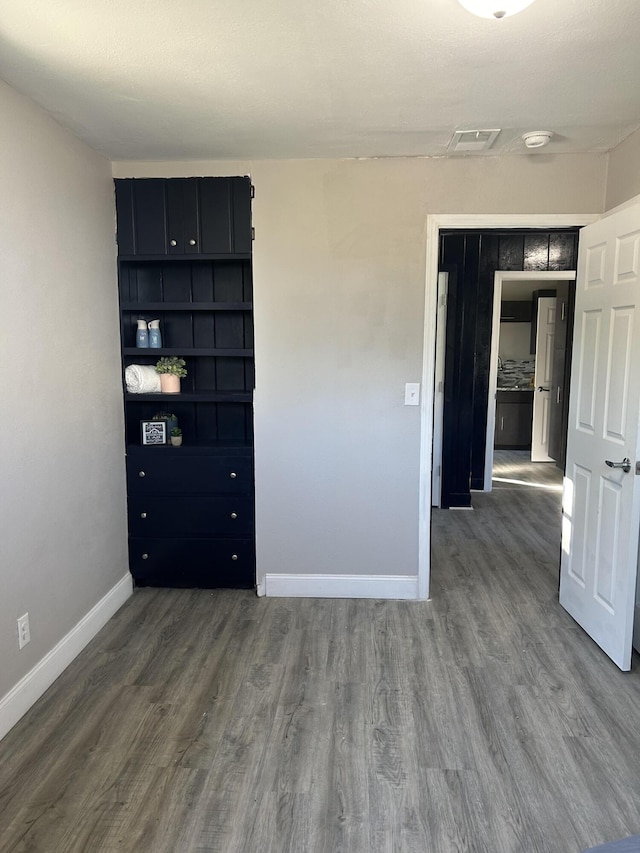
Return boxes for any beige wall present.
[114,154,605,589]
[605,127,640,210]
[0,82,128,702]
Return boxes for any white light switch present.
[405,382,420,406]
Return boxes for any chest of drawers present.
[126,446,254,588]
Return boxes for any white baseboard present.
[633,603,640,655]
[264,573,420,599]
[0,573,133,742]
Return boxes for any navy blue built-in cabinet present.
[115,177,255,589]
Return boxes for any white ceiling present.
[0,0,639,161]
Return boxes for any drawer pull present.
[140,512,147,519]
[230,512,238,519]
[189,238,197,246]
[230,472,237,479]
[139,471,146,478]
[231,554,238,561]
[169,239,177,247]
[142,553,149,560]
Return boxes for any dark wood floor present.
[1,459,640,852]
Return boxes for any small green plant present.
[155,357,187,378]
[171,427,182,437]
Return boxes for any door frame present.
[485,270,576,490]
[418,214,599,600]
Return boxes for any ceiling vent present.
[448,128,501,154]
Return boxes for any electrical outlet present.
[17,613,30,650]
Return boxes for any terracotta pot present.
[160,373,180,393]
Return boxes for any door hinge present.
[251,227,255,241]
[636,461,640,476]
[250,184,255,199]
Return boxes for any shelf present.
[126,441,253,454]
[125,391,252,403]
[123,348,253,357]
[120,302,252,312]
[119,253,252,262]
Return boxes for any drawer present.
[128,495,253,537]
[129,537,254,588]
[127,454,252,495]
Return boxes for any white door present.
[559,202,640,671]
[531,296,556,462]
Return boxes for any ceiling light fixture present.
[522,130,554,149]
[458,0,536,19]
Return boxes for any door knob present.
[537,386,550,392]
[605,458,631,473]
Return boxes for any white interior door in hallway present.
[559,199,640,671]
[531,296,556,462]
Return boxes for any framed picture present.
[140,419,167,446]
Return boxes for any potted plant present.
[155,357,187,394]
[152,412,178,435]
[170,427,183,447]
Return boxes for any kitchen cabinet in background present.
[494,390,533,450]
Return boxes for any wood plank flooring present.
[1,458,640,852]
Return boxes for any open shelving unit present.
[115,176,255,588]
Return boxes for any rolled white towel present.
[125,364,161,394]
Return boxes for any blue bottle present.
[136,319,149,348]
[148,319,162,348]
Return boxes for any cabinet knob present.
[142,553,149,560]
[169,239,177,247]
[231,554,238,561]
[230,512,238,519]
[138,471,146,478]
[140,512,147,519]
[189,239,197,246]
[230,472,237,479]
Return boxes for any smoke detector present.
[448,129,501,154]
[522,131,554,149]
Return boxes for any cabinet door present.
[500,301,532,322]
[231,178,253,254]
[132,179,168,255]
[198,178,252,254]
[198,178,234,254]
[495,399,533,448]
[115,179,167,255]
[115,177,251,257]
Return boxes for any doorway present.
[418,213,599,600]
[484,271,576,492]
